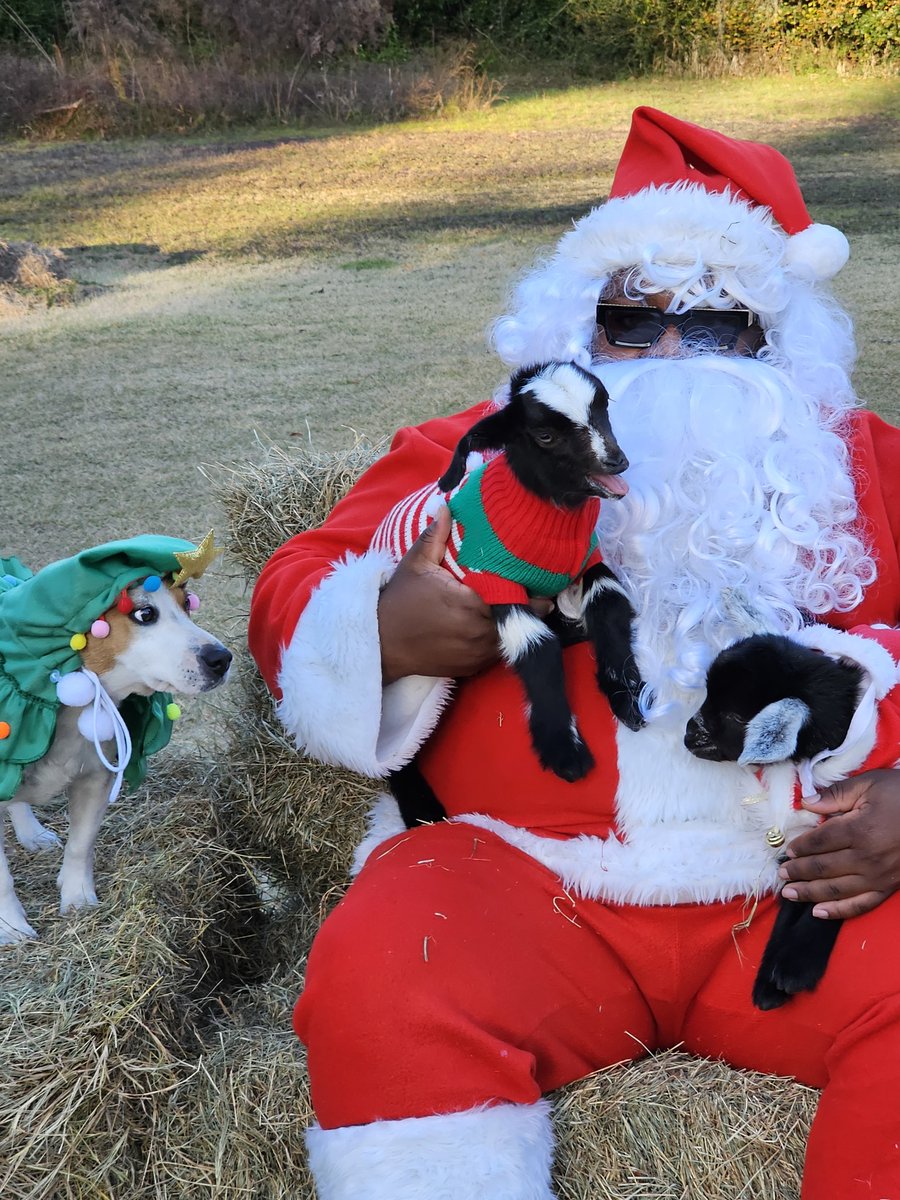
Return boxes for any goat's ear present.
[437,408,516,491]
[738,698,811,765]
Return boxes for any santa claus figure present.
[249,108,900,1200]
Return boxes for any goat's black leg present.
[493,603,594,782]
[389,760,447,829]
[580,563,645,732]
[753,897,843,1010]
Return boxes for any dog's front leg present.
[7,801,63,851]
[0,811,38,942]
[57,771,111,912]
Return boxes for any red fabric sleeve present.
[248,402,492,698]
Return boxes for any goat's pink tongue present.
[594,473,629,497]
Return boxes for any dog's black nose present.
[199,644,233,679]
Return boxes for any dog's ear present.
[438,408,516,492]
[738,697,811,765]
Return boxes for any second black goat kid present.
[385,360,645,828]
[684,633,864,1010]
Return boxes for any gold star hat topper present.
[173,531,223,586]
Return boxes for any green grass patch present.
[1,76,896,262]
[340,257,397,270]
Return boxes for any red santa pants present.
[295,821,900,1200]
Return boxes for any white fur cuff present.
[306,1101,557,1200]
[792,625,899,699]
[276,549,452,778]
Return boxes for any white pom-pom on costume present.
[77,706,116,743]
[56,671,96,708]
[784,223,850,281]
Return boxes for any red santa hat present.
[609,107,849,281]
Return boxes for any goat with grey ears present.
[390,361,645,826]
[684,633,864,1009]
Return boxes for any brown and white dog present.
[1,577,231,944]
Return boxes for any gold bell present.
[765,826,786,849]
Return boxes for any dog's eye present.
[130,605,158,626]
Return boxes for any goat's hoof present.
[607,691,645,732]
[539,736,595,782]
[752,975,791,1010]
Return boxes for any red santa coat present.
[249,404,900,904]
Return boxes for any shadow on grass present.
[0,106,896,259]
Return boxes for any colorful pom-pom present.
[187,592,200,612]
[166,702,181,721]
[117,591,134,614]
[90,618,111,639]
[144,575,162,592]
[0,721,10,740]
[70,633,87,652]
[57,671,95,708]
[78,707,115,742]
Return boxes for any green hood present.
[0,535,197,800]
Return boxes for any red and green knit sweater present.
[446,456,602,604]
[371,454,603,606]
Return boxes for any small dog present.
[0,535,232,944]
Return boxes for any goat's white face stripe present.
[527,363,595,426]
[497,607,553,664]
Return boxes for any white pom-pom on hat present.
[783,222,850,281]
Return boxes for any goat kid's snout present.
[683,712,723,760]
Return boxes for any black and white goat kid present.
[684,633,864,1010]
[388,360,644,826]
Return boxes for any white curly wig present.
[491,183,856,426]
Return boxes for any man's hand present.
[778,769,900,920]
[378,507,553,684]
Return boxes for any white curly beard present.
[590,354,876,726]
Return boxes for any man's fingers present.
[780,874,871,906]
[785,816,855,860]
[804,775,870,815]
[809,892,886,921]
[779,848,859,883]
[412,506,451,565]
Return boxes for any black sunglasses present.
[597,302,758,350]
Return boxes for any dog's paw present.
[57,870,99,913]
[6,802,63,852]
[16,823,62,853]
[0,896,38,944]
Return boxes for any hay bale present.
[0,754,261,1200]
[151,947,316,1200]
[207,439,384,579]
[192,440,815,1198]
[553,1051,814,1200]
[0,239,80,314]
[208,444,386,903]
[221,660,374,903]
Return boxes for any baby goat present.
[377,360,644,825]
[684,633,864,1010]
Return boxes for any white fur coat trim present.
[559,184,788,288]
[305,1100,556,1200]
[276,549,453,778]
[791,624,899,699]
[791,624,899,790]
